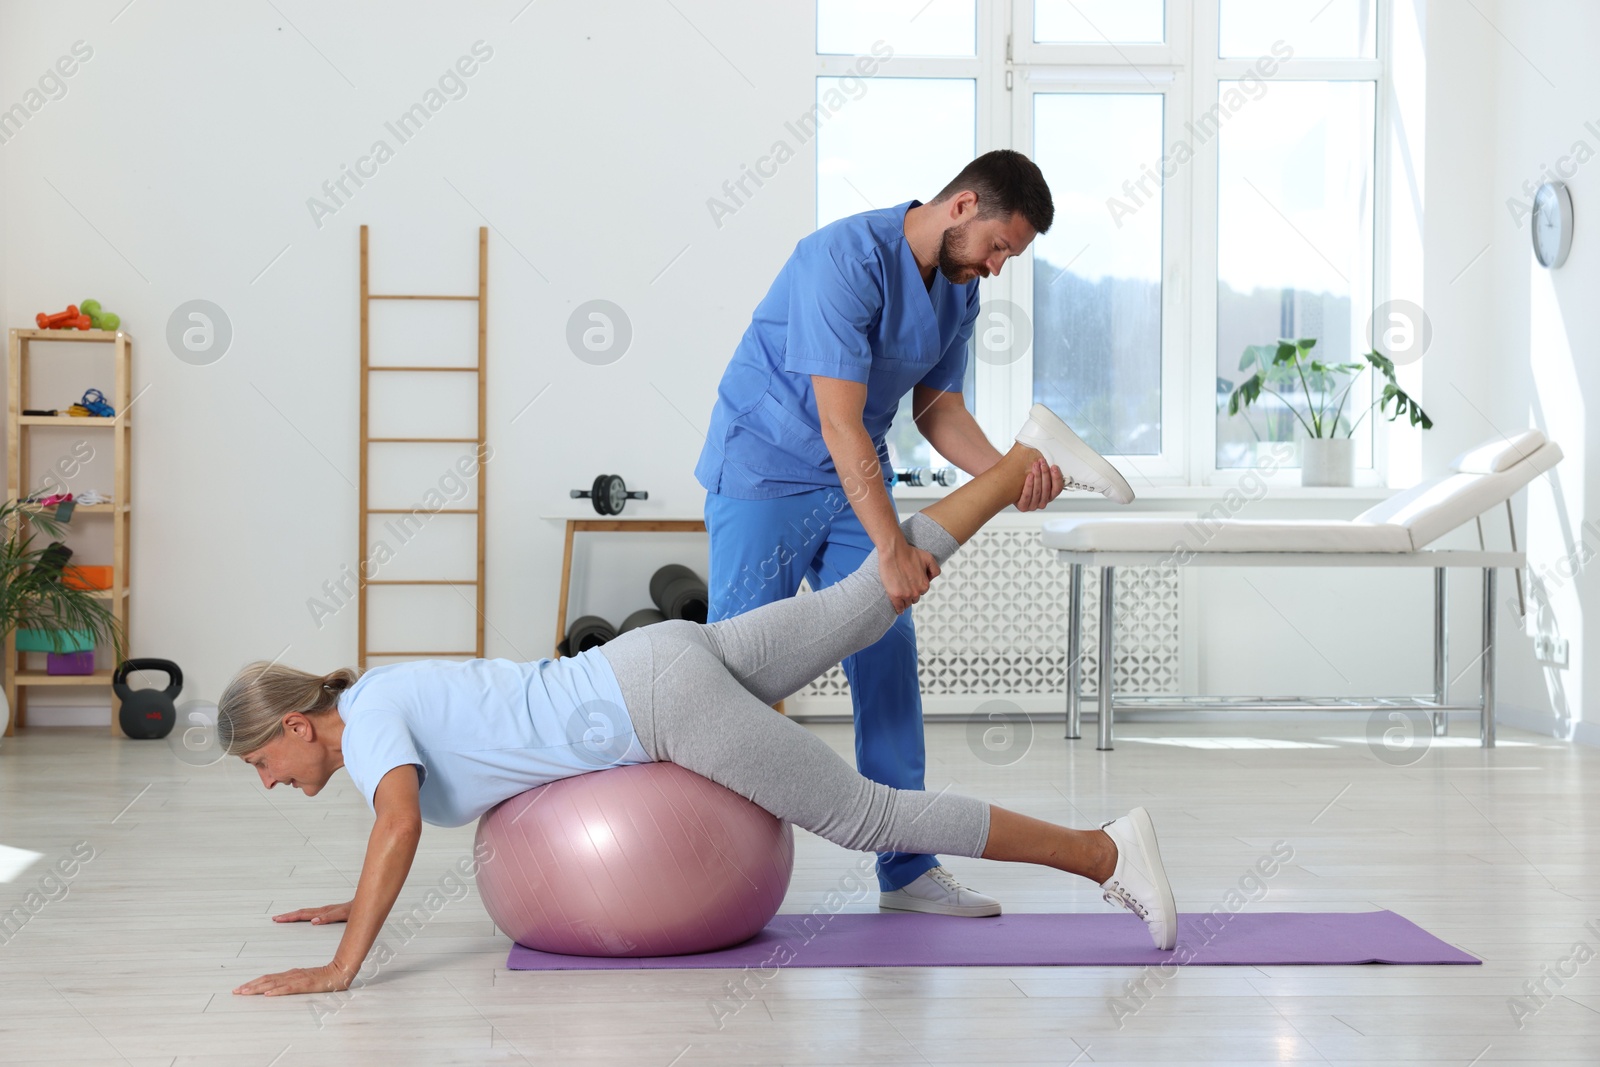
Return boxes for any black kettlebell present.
[113,659,183,739]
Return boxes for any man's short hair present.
[931,149,1053,234]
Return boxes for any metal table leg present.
[1433,567,1449,736]
[1481,567,1497,748]
[1065,563,1083,740]
[1097,565,1116,751]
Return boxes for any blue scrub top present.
[694,200,980,500]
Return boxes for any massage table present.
[1041,430,1563,750]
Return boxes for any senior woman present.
[226,405,1174,997]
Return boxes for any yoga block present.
[63,565,112,590]
[47,650,96,675]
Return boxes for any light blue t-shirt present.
[694,200,980,500]
[337,651,648,827]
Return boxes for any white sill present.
[893,484,1398,505]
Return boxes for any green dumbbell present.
[80,299,119,332]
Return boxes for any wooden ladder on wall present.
[357,225,487,668]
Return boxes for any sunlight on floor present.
[1119,736,1339,749]
[1118,734,1547,750]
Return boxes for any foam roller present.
[618,608,667,634]
[650,564,709,624]
[564,614,617,653]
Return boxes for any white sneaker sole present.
[878,892,1002,918]
[1017,403,1135,504]
[1125,806,1177,950]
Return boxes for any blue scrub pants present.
[703,485,939,892]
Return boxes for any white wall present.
[1474,0,1599,742]
[1,0,1587,737]
[0,0,820,719]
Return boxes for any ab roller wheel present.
[571,474,648,516]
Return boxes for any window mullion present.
[1190,0,1223,484]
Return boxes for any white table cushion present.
[1451,429,1547,473]
[1355,440,1562,547]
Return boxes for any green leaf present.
[1228,372,1263,416]
[1273,341,1298,364]
[1239,344,1273,372]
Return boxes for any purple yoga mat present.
[506,909,1480,971]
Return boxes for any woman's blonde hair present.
[217,661,362,757]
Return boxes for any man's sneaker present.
[879,866,1002,917]
[1015,403,1135,504]
[1099,807,1177,950]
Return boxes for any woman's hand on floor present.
[233,962,353,997]
[271,901,353,925]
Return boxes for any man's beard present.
[937,219,985,283]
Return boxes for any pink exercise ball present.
[474,761,795,957]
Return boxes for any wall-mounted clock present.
[1532,180,1574,268]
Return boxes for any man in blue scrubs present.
[695,151,1066,916]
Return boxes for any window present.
[1031,93,1165,456]
[1207,1,1382,471]
[1214,81,1376,468]
[1219,0,1375,58]
[815,1,1392,489]
[1034,0,1164,44]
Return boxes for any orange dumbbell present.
[36,305,90,330]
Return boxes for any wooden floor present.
[1,717,1597,1065]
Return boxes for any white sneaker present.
[1099,807,1177,950]
[1015,403,1135,504]
[879,866,1002,917]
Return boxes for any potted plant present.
[1226,338,1433,486]
[0,499,126,741]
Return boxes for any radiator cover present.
[789,516,1191,716]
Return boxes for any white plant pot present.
[1299,437,1355,487]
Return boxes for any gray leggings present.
[597,512,991,862]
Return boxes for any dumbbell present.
[894,466,959,487]
[571,473,648,516]
[36,305,91,330]
[80,299,120,331]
